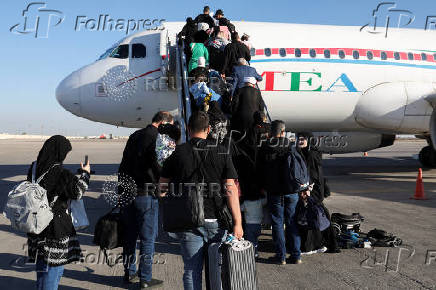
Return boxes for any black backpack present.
[161,143,205,233]
[284,146,310,193]
[93,208,124,267]
[367,228,402,247]
[331,212,364,235]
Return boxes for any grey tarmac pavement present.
[0,139,435,290]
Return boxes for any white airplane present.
[56,21,436,167]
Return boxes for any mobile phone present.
[84,155,89,165]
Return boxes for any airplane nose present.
[56,72,81,115]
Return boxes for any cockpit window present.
[98,40,122,60]
[132,43,146,58]
[110,44,129,59]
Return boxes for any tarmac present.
[0,139,435,290]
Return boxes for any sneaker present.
[140,278,164,289]
[316,247,328,253]
[289,258,302,264]
[123,272,139,284]
[268,255,286,265]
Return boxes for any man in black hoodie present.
[256,120,303,265]
[194,6,215,29]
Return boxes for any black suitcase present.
[331,212,364,235]
[208,239,257,290]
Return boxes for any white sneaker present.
[316,247,328,253]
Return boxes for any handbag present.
[161,143,205,232]
[93,208,124,267]
[70,199,89,230]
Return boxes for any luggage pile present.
[331,212,403,249]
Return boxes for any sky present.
[0,0,435,136]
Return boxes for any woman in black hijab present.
[26,135,91,290]
[296,132,340,254]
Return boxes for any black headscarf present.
[35,135,72,179]
[193,30,209,43]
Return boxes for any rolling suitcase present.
[208,238,257,290]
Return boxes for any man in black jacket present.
[221,32,251,77]
[194,6,215,29]
[120,111,173,289]
[256,120,303,265]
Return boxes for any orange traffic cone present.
[363,152,368,157]
[411,168,427,200]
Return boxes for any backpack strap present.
[36,164,61,184]
[31,161,37,183]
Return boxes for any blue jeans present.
[268,193,301,260]
[123,196,159,282]
[177,221,226,290]
[244,223,261,252]
[242,198,266,253]
[36,259,64,290]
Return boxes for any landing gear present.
[418,146,436,168]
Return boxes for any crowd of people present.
[24,7,340,290]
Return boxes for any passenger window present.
[132,43,146,58]
[339,50,345,59]
[324,50,331,58]
[394,52,400,60]
[264,48,272,57]
[250,48,256,56]
[408,53,414,60]
[381,52,387,60]
[110,44,129,59]
[366,51,374,60]
[353,51,359,59]
[309,49,316,58]
[421,53,427,61]
[279,48,286,57]
[295,48,301,58]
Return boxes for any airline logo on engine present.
[258,71,359,92]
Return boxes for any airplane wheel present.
[419,146,436,168]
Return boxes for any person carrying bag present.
[159,111,242,290]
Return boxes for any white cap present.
[243,77,257,84]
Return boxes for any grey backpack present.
[3,162,58,234]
